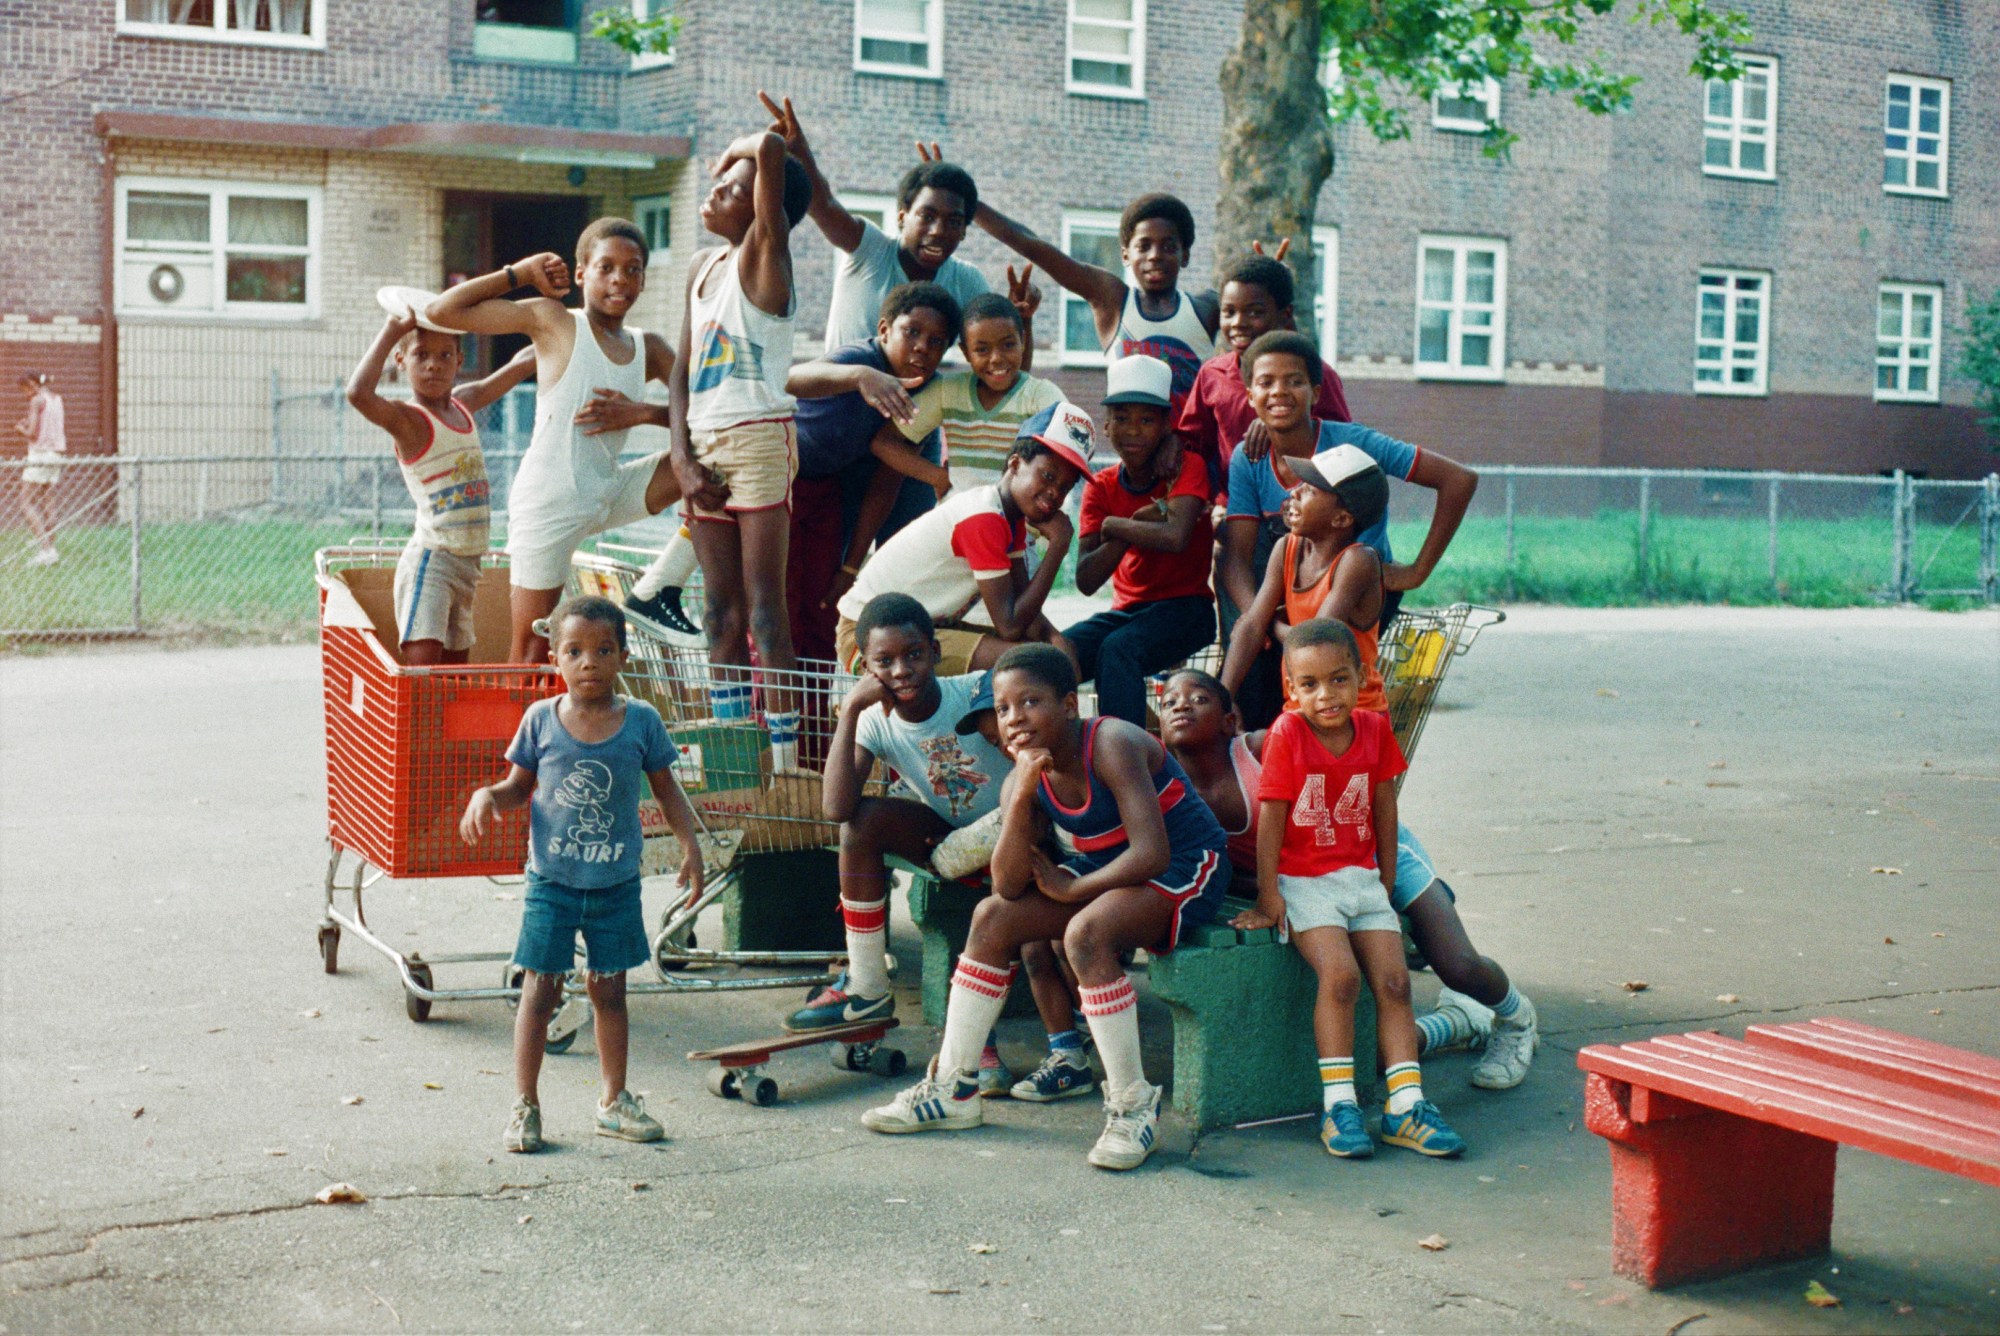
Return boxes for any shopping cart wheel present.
[868,1047,907,1078]
[543,1027,578,1055]
[404,962,434,1023]
[745,1076,779,1107]
[317,924,340,975]
[706,1067,739,1099]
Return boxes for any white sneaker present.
[596,1089,665,1142]
[31,548,59,567]
[1426,986,1495,1053]
[1087,1080,1161,1171]
[1471,994,1539,1090]
[862,1058,983,1134]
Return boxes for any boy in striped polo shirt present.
[877,292,1063,472]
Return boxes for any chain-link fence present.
[4,444,1995,642]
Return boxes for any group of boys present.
[365,93,1535,1162]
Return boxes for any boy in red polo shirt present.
[1064,354,1216,725]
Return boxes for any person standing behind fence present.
[425,219,681,664]
[14,373,65,566]
[345,305,536,665]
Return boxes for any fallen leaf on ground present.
[968,1243,997,1254]
[1928,1009,1943,1016]
[1566,1281,1589,1291]
[631,1182,649,1191]
[299,1009,321,1019]
[1708,760,1726,769]
[929,1288,961,1296]
[1716,994,1741,1003]
[1623,981,1650,993]
[206,1027,226,1034]
[315,1183,367,1204]
[264,1148,287,1157]
[341,1094,364,1106]
[1871,867,1903,876]
[517,1214,533,1225]
[1896,1304,1915,1316]
[422,1082,443,1090]
[1664,1314,1709,1336]
[1417,1234,1450,1252]
[132,1107,145,1118]
[1885,936,1897,944]
[1595,688,1619,698]
[1804,1280,1840,1308]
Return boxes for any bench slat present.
[1578,1040,2000,1185]
[1645,1033,1999,1140]
[1747,1020,2000,1109]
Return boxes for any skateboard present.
[687,1018,906,1106]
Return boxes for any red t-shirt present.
[1078,453,1215,608]
[1175,350,1352,490]
[1256,707,1406,877]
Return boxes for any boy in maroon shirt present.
[1063,355,1216,725]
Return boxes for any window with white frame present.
[839,192,898,235]
[1876,283,1942,402]
[119,0,323,46]
[627,0,673,68]
[1433,77,1500,133]
[1884,75,1948,196]
[1694,269,1769,395]
[632,195,671,268]
[1703,55,1776,179]
[1068,0,1145,98]
[1414,236,1505,380]
[116,179,320,318]
[1310,226,1338,359]
[854,0,941,78]
[1060,210,1123,365]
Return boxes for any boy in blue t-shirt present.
[461,597,705,1154]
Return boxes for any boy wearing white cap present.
[1065,354,1217,725]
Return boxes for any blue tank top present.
[1036,717,1228,869]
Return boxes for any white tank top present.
[686,246,796,431]
[1111,287,1214,404]
[398,399,490,557]
[512,310,648,519]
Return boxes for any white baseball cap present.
[1017,402,1098,475]
[1103,354,1173,408]
[1289,443,1382,494]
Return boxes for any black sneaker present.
[626,586,702,639]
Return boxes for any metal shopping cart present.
[315,546,881,1043]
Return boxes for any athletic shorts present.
[689,417,796,522]
[837,615,985,678]
[505,452,665,591]
[1393,825,1441,913]
[1278,864,1400,935]
[1060,844,1230,955]
[393,541,481,652]
[513,872,648,977]
[21,452,62,487]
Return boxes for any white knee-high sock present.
[1078,976,1144,1095]
[631,525,697,599]
[937,957,1014,1078]
[841,895,890,998]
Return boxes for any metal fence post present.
[1981,473,1999,605]
[1637,472,1652,593]
[128,458,143,634]
[269,369,282,506]
[1503,468,1517,601]
[1889,469,1908,602]
[1767,475,1781,594]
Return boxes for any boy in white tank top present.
[344,302,536,665]
[426,218,683,663]
[669,128,814,769]
[972,190,1218,413]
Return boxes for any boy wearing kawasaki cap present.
[1065,354,1218,725]
[834,402,1096,676]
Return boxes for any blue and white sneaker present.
[1380,1100,1467,1158]
[1319,1101,1373,1158]
[1087,1080,1160,1170]
[784,972,894,1033]
[1010,1050,1096,1102]
[862,1058,982,1134]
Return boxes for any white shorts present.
[505,452,666,591]
[1278,865,1400,935]
[394,542,482,651]
[22,452,62,487]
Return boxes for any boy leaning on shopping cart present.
[460,596,706,1154]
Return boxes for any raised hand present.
[914,140,943,163]
[1248,237,1293,262]
[757,90,811,164]
[1005,264,1041,324]
[510,252,570,299]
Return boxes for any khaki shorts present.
[836,615,986,676]
[690,417,796,522]
[394,541,482,652]
[506,452,665,591]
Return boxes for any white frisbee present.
[375,284,455,333]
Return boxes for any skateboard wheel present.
[870,1047,907,1077]
[746,1076,779,1107]
[707,1067,739,1099]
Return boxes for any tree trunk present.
[1215,0,1334,341]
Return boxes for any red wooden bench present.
[1576,1018,2000,1287]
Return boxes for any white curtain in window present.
[231,0,309,34]
[228,196,309,247]
[128,192,210,244]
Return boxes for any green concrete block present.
[1148,898,1377,1131]
[904,869,1035,1026]
[720,848,843,953]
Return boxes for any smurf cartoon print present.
[550,759,625,865]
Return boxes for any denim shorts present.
[513,872,648,977]
[1278,865,1400,935]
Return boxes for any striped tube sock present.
[1415,1011,1459,1057]
[768,709,800,771]
[938,958,1014,1078]
[1384,1062,1425,1116]
[1491,984,1526,1024]
[839,896,889,997]
[630,525,698,599]
[1319,1056,1357,1111]
[712,683,752,722]
[1078,977,1143,1095]
[1048,1029,1085,1055]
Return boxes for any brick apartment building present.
[2,0,1992,480]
